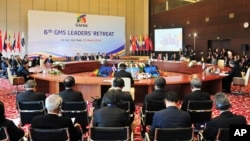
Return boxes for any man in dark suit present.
[222,60,242,93]
[44,55,54,64]
[101,77,135,123]
[114,63,134,85]
[142,77,167,112]
[31,94,82,141]
[16,80,46,104]
[150,91,191,137]
[59,76,84,102]
[93,90,129,127]
[16,61,30,82]
[181,78,211,111]
[202,92,247,140]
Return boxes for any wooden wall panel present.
[89,0,99,14]
[33,0,45,10]
[100,0,109,15]
[79,0,90,14]
[6,0,20,31]
[45,0,56,11]
[20,0,32,38]
[0,0,7,29]
[69,0,79,13]
[57,0,68,12]
[134,0,144,35]
[117,0,126,17]
[109,0,117,16]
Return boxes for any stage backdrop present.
[28,10,125,57]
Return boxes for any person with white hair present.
[31,94,82,141]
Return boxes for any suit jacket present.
[93,106,129,127]
[16,90,46,103]
[16,65,30,82]
[203,111,247,140]
[150,106,191,136]
[181,90,211,111]
[44,58,54,64]
[114,70,134,85]
[59,88,84,102]
[142,89,166,112]
[0,119,25,141]
[31,114,82,141]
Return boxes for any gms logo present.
[76,14,88,27]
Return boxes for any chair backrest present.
[17,101,46,125]
[111,77,131,92]
[187,100,213,124]
[29,128,70,141]
[216,128,229,141]
[89,126,129,141]
[144,101,166,126]
[154,127,194,141]
[7,67,25,85]
[244,68,250,85]
[0,127,9,141]
[61,101,88,131]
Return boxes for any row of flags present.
[129,35,153,52]
[0,29,25,53]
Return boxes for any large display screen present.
[154,27,183,52]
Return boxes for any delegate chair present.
[140,101,166,134]
[232,68,250,95]
[187,100,213,131]
[88,126,133,141]
[0,127,9,141]
[60,101,89,133]
[6,68,25,94]
[145,127,194,141]
[117,101,134,123]
[29,128,70,141]
[216,128,229,141]
[111,77,135,100]
[17,101,46,126]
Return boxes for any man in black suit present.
[150,91,191,137]
[16,61,30,82]
[16,80,46,105]
[181,77,211,111]
[59,76,84,102]
[31,94,82,141]
[202,92,247,140]
[93,90,129,127]
[101,77,135,123]
[44,55,54,64]
[222,60,242,93]
[142,77,167,112]
[114,63,134,85]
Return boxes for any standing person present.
[59,76,84,102]
[16,80,46,104]
[150,91,191,137]
[93,90,129,127]
[222,60,242,93]
[0,101,25,141]
[181,78,211,111]
[31,94,82,141]
[114,63,134,85]
[202,92,247,140]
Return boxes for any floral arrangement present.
[52,61,65,69]
[48,68,62,75]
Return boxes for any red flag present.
[144,35,149,51]
[0,30,2,52]
[3,31,7,52]
[131,35,137,51]
[149,37,153,51]
[17,32,21,52]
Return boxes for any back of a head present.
[45,94,62,112]
[119,63,127,70]
[165,91,180,103]
[25,80,36,89]
[0,101,5,122]
[215,92,231,110]
[190,78,202,88]
[63,76,75,88]
[154,77,166,89]
[113,77,125,88]
[102,90,118,106]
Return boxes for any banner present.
[28,10,125,57]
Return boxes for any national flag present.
[8,32,12,52]
[17,32,21,52]
[0,30,2,52]
[3,31,7,52]
[12,32,16,51]
[112,64,117,72]
[129,35,132,52]
[21,32,25,47]
[149,37,153,51]
[144,35,149,51]
[131,35,137,51]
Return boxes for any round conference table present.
[30,60,230,103]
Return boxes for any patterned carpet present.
[0,78,250,141]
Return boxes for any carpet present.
[0,78,250,141]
